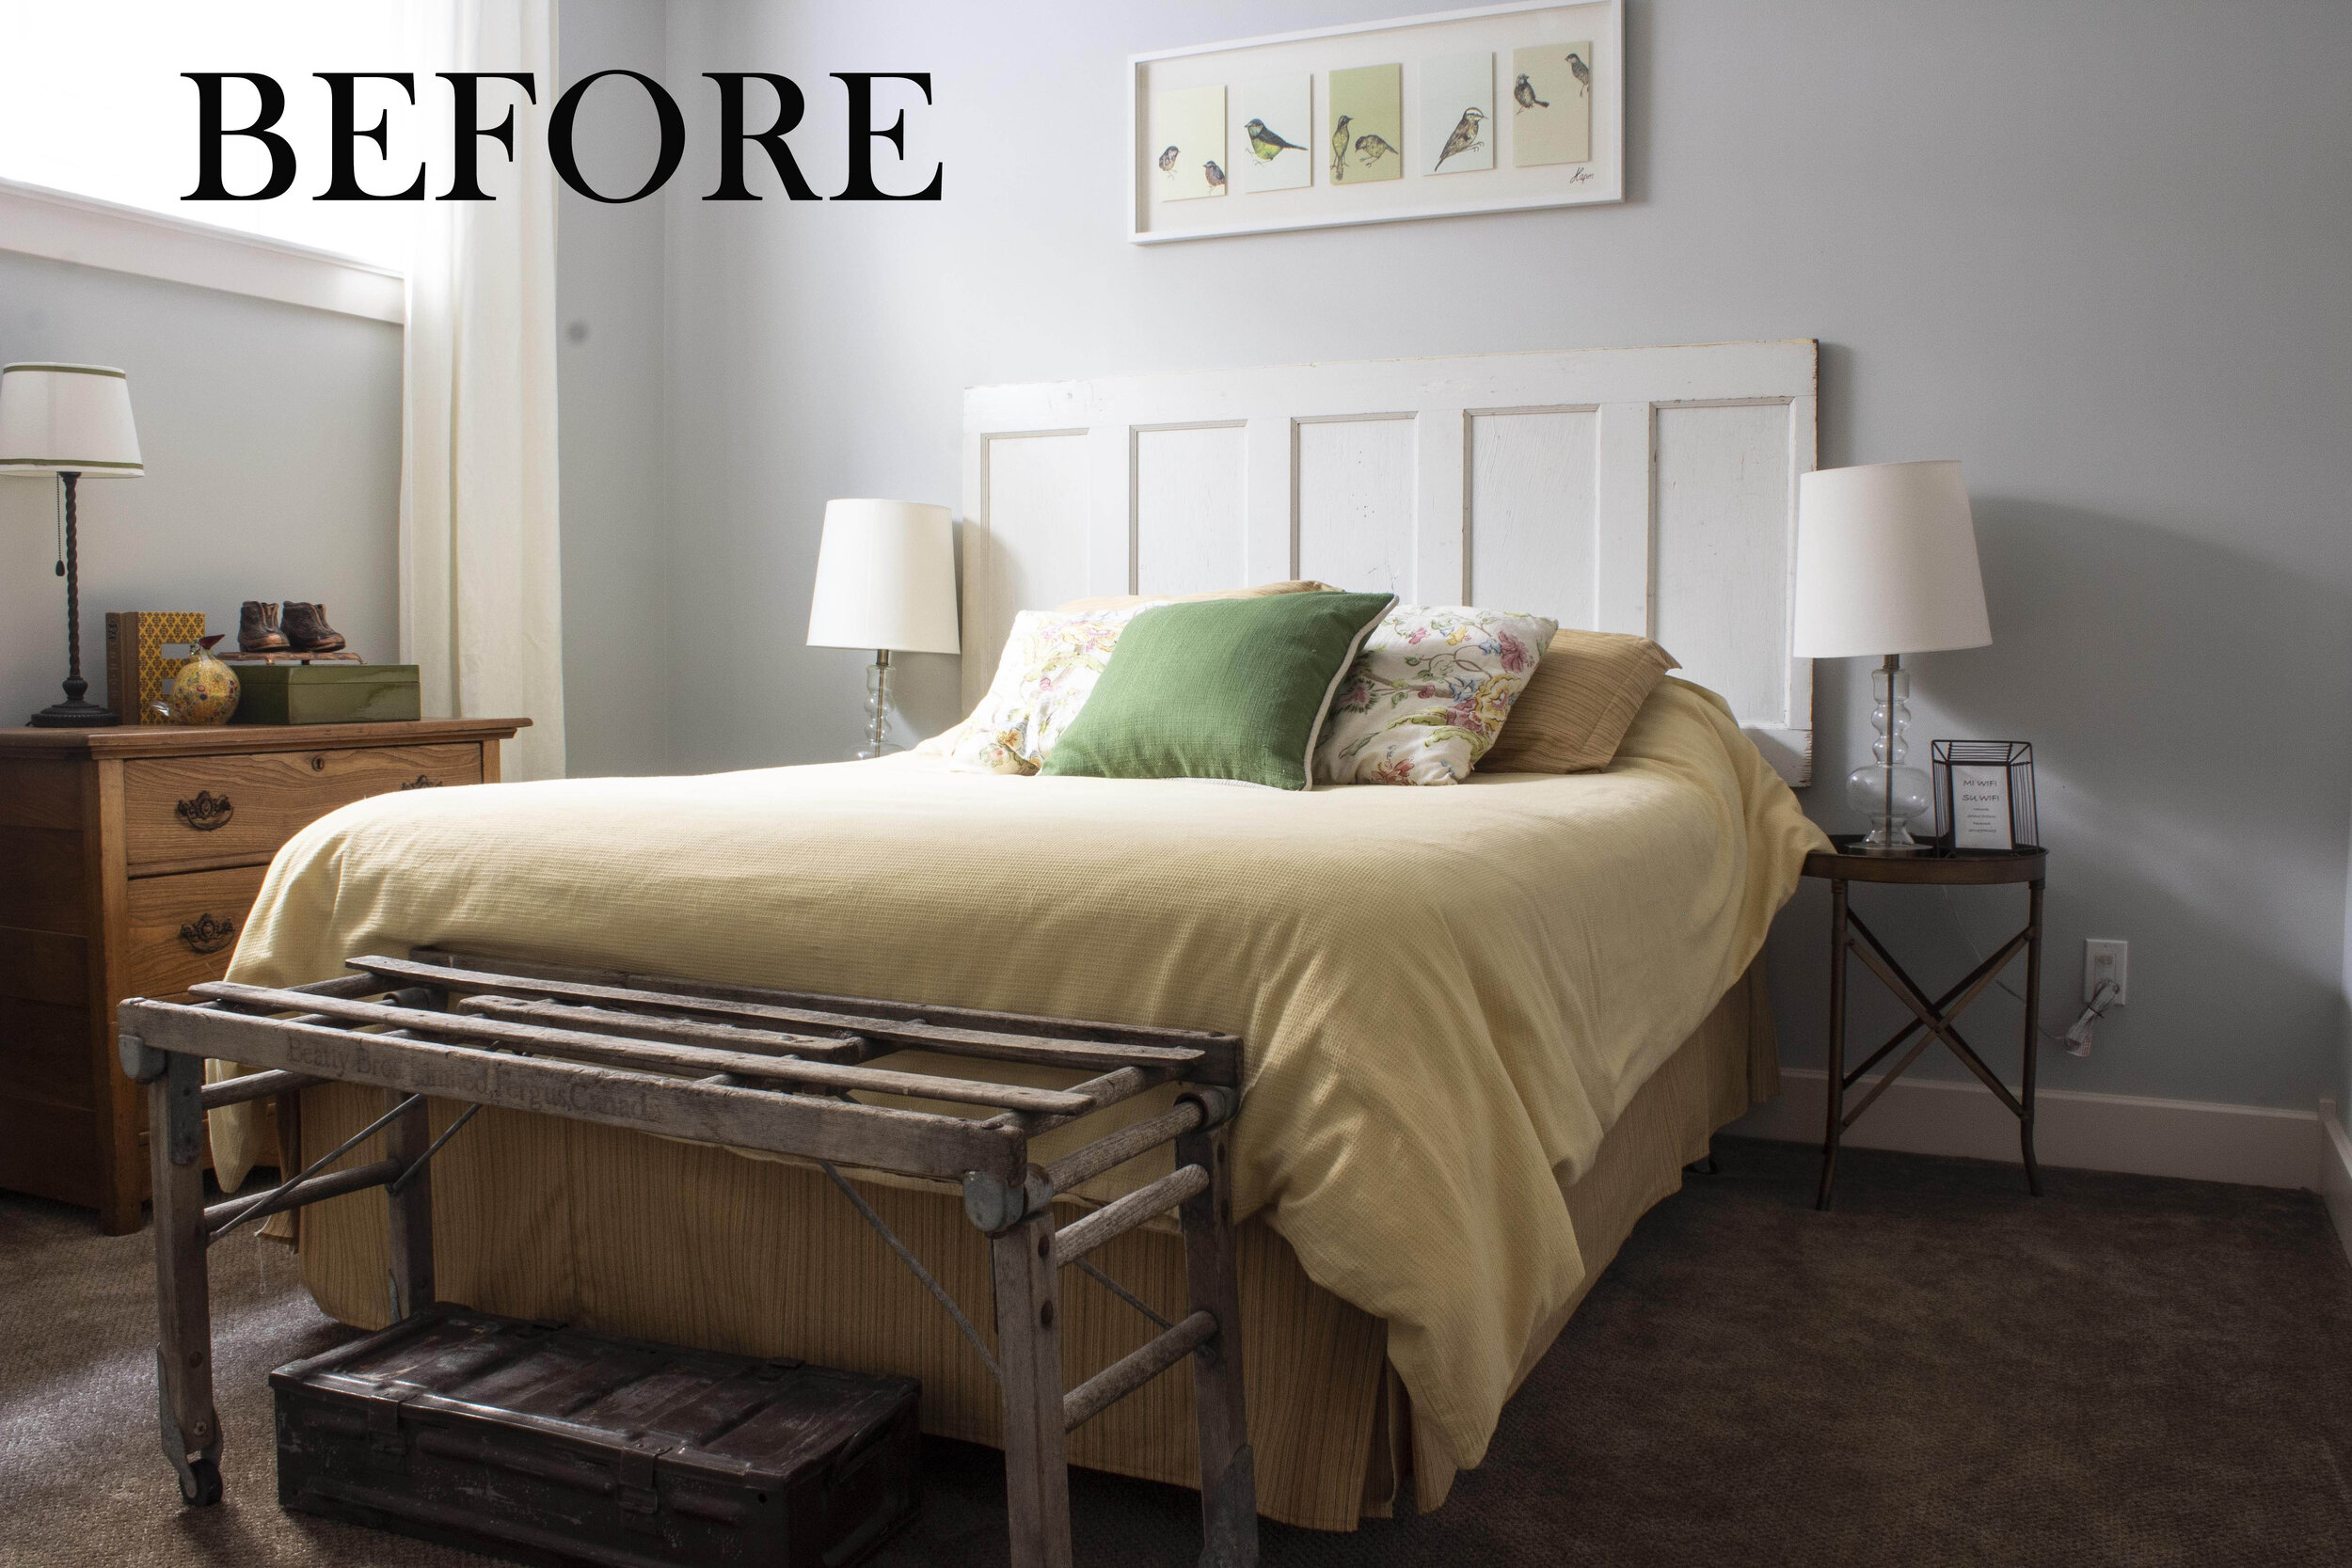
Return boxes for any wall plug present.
[2063,979,2122,1057]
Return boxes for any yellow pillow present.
[1478,629,1680,774]
[1053,580,1335,615]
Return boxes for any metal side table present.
[1804,836,2048,1209]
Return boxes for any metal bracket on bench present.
[961,1164,1055,1235]
[119,1026,167,1084]
[155,1351,222,1505]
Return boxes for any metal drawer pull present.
[399,775,444,790]
[180,913,237,955]
[174,791,233,832]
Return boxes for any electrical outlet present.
[2084,939,2128,1006]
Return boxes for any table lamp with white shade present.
[1792,459,1993,854]
[0,363,144,727]
[806,499,961,759]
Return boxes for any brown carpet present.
[4,1136,2348,1566]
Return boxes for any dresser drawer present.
[121,742,483,875]
[124,863,271,1000]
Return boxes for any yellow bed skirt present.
[278,966,1775,1532]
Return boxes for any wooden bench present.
[119,948,1257,1568]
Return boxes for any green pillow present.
[1041,592,1395,790]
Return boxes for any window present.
[0,1,423,269]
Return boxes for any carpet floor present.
[4,1136,2348,1566]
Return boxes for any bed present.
[208,341,1829,1530]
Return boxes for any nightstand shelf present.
[1804,834,2048,1210]
[0,717,527,1232]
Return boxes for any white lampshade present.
[1791,460,1990,658]
[806,499,961,655]
[0,363,143,475]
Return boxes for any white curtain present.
[400,0,565,781]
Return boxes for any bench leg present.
[992,1209,1073,1568]
[1177,1122,1257,1568]
[151,1054,222,1506]
[385,1090,435,1320]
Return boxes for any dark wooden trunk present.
[272,1307,919,1568]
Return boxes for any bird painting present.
[1567,52,1592,95]
[1514,73,1549,112]
[1330,113,1352,182]
[1157,144,1180,176]
[1434,106,1486,170]
[1203,159,1226,192]
[1245,118,1305,163]
[1354,133,1399,168]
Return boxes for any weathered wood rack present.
[119,947,1257,1568]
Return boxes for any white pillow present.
[946,602,1169,774]
[1314,606,1559,785]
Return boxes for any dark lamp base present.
[28,698,120,728]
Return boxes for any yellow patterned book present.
[103,610,208,724]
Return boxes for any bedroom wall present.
[0,250,402,719]
[555,0,675,778]
[618,0,2352,1116]
[2341,819,2352,1119]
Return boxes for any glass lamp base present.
[1846,658,1932,853]
[852,651,901,761]
[1846,762,1932,853]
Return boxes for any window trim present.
[0,175,405,325]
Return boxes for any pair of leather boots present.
[238,600,347,655]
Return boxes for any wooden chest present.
[0,717,526,1232]
[273,1307,921,1568]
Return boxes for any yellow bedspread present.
[214,677,1825,1483]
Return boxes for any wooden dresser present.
[0,718,529,1233]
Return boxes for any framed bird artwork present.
[1422,50,1497,175]
[1511,40,1593,166]
[1328,64,1405,184]
[1150,83,1229,202]
[1238,76,1313,193]
[1128,0,1623,243]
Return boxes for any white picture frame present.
[1128,0,1623,245]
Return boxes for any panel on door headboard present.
[1467,407,1600,628]
[1135,424,1248,598]
[1654,402,1798,738]
[1295,417,1417,595]
[962,341,1817,782]
[978,432,1090,654]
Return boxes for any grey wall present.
[555,0,676,779]
[569,0,2352,1115]
[0,250,402,720]
[2342,816,2352,1118]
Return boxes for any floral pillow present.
[1313,606,1559,785]
[946,601,1169,774]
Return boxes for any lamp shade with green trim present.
[0,363,143,475]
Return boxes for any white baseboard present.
[1729,1068,2321,1191]
[2318,1100,2352,1269]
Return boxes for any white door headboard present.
[960,340,1818,784]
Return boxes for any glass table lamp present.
[805,499,961,759]
[1791,460,1993,854]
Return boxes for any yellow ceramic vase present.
[167,636,241,726]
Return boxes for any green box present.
[230,663,422,725]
